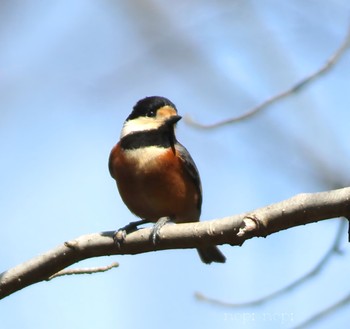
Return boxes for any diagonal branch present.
[186,25,350,129]
[293,292,350,329]
[1,187,349,300]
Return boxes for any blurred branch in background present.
[293,292,350,329]
[186,24,350,129]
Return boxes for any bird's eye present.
[146,110,156,117]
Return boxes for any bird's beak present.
[166,115,182,126]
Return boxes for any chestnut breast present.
[109,143,200,223]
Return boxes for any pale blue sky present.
[1,1,350,328]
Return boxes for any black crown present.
[127,96,177,121]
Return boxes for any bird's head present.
[121,96,182,138]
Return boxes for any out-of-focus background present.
[1,1,350,328]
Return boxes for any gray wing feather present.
[175,143,202,213]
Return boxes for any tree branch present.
[1,187,349,300]
[185,25,350,129]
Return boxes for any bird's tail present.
[197,246,226,264]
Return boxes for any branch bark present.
[1,187,349,300]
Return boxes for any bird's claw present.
[113,229,127,248]
[151,217,171,245]
[113,219,148,248]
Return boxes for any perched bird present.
[109,96,225,264]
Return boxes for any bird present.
[108,96,226,264]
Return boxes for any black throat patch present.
[120,127,176,150]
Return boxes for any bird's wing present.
[175,143,202,213]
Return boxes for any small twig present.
[47,262,119,280]
[292,292,350,329]
[186,25,350,129]
[195,218,347,307]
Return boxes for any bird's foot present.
[113,219,149,247]
[151,217,171,245]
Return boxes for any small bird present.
[109,96,225,264]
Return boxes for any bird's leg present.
[113,219,149,246]
[151,216,171,245]
[120,219,149,233]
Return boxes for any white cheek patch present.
[124,146,166,171]
[121,117,162,138]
